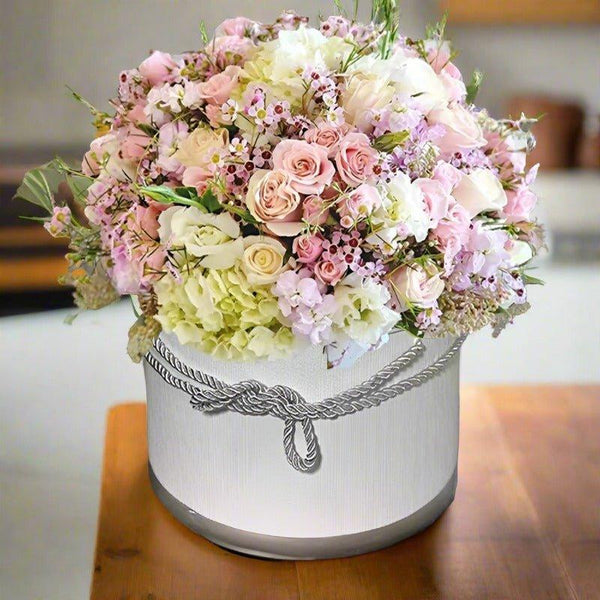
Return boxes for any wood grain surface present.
[91,386,600,600]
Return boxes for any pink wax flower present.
[199,65,242,106]
[303,195,330,226]
[44,206,71,237]
[293,234,324,264]
[304,122,348,158]
[337,184,381,223]
[138,51,177,86]
[314,259,347,286]
[335,132,379,187]
[272,140,335,195]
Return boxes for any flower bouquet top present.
[17,2,543,367]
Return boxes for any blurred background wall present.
[1,2,599,599]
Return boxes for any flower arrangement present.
[17,2,543,367]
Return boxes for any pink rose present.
[199,65,241,106]
[293,234,324,264]
[428,104,486,156]
[182,166,213,193]
[134,202,168,239]
[119,125,152,161]
[503,187,537,223]
[215,17,257,37]
[210,36,255,68]
[138,51,177,86]
[315,259,347,286]
[414,178,451,228]
[305,123,348,158]
[245,169,303,236]
[335,132,379,187]
[272,140,335,195]
[303,195,330,226]
[337,184,381,222]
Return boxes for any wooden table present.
[91,386,600,600]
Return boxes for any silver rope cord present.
[144,335,466,473]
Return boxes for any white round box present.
[144,332,461,559]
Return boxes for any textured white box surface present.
[145,333,460,538]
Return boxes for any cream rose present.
[390,262,445,309]
[453,168,507,217]
[158,205,243,269]
[272,140,335,195]
[245,169,303,236]
[428,104,486,155]
[173,126,229,169]
[341,75,395,132]
[241,236,289,285]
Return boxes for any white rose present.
[453,169,508,217]
[348,54,447,114]
[507,240,533,267]
[428,104,486,154]
[341,74,395,132]
[241,235,289,285]
[389,262,445,309]
[367,173,429,253]
[389,57,448,113]
[158,206,243,269]
[173,126,229,169]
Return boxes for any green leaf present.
[373,130,410,152]
[13,160,65,213]
[466,70,483,104]
[522,273,545,286]
[221,203,259,224]
[137,123,159,137]
[197,188,221,213]
[139,185,207,210]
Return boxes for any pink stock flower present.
[272,140,335,194]
[138,51,177,86]
[314,259,347,286]
[438,62,467,103]
[414,178,451,228]
[293,234,324,263]
[335,132,379,187]
[503,186,537,223]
